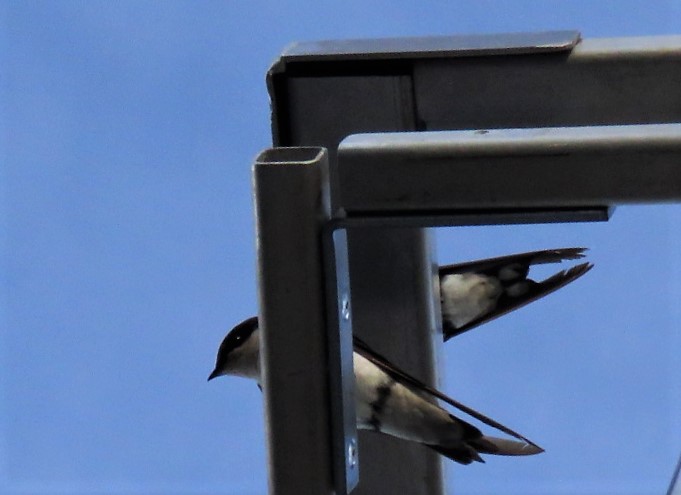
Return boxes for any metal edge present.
[322,227,360,493]
[278,31,581,62]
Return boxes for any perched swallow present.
[208,248,592,462]
[439,247,592,340]
[208,316,543,465]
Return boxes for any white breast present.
[352,352,464,445]
[440,273,502,328]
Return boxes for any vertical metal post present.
[254,147,357,495]
[347,228,444,495]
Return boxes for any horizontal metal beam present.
[413,35,681,131]
[274,30,579,63]
[270,34,681,153]
[336,123,681,217]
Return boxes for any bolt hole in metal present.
[341,294,351,321]
[347,438,358,468]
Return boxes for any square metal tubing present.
[336,123,681,218]
[254,147,358,495]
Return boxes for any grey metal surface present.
[274,30,579,63]
[338,208,612,227]
[346,228,443,495]
[253,147,357,495]
[336,124,681,214]
[278,74,416,211]
[270,34,681,157]
[415,35,681,132]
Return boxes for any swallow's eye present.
[225,317,258,349]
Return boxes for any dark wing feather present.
[352,336,543,451]
[438,247,587,277]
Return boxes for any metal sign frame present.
[254,32,681,495]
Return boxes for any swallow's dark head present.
[208,316,260,381]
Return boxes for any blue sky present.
[2,2,681,494]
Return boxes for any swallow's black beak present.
[207,368,220,382]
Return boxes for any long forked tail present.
[425,414,544,465]
[428,436,544,465]
[475,435,545,456]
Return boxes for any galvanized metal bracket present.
[322,227,359,494]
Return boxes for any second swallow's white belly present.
[440,273,502,328]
